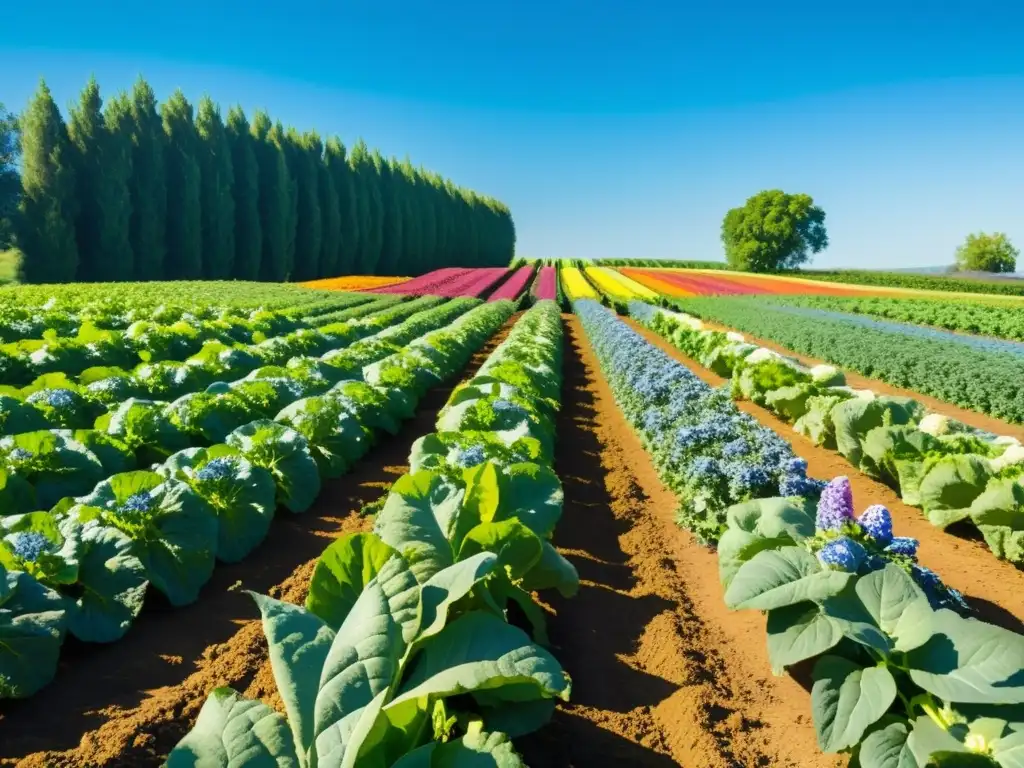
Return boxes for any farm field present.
[2,266,1024,768]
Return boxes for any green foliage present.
[162,90,203,279]
[250,111,290,282]
[0,102,21,250]
[954,232,1018,274]
[721,189,828,272]
[284,130,322,281]
[195,97,235,279]
[127,77,167,280]
[17,80,79,283]
[224,107,261,281]
[789,269,1024,297]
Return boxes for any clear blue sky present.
[3,0,1024,269]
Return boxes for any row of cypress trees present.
[16,76,516,284]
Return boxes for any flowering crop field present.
[5,271,1024,768]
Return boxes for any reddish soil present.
[691,315,1024,442]
[626,318,1024,634]
[0,317,520,768]
[518,315,841,768]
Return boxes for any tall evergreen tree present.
[99,92,135,280]
[195,96,235,279]
[67,77,133,282]
[162,90,202,279]
[0,103,19,250]
[284,129,322,281]
[17,79,79,283]
[375,152,402,276]
[349,139,381,273]
[325,138,357,275]
[316,137,341,280]
[225,106,261,280]
[128,77,167,280]
[270,121,297,279]
[415,165,437,272]
[251,111,289,281]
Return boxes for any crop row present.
[0,298,517,701]
[582,266,659,301]
[785,268,1024,297]
[559,266,599,301]
[487,264,535,301]
[578,299,1024,767]
[671,296,1024,425]
[0,295,444,390]
[765,293,1024,343]
[166,300,573,766]
[632,301,1024,568]
[370,267,510,298]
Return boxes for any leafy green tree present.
[128,77,167,280]
[375,152,402,276]
[284,129,322,281]
[17,80,79,282]
[324,137,357,275]
[397,158,422,275]
[415,165,436,273]
[68,77,133,282]
[195,96,235,278]
[0,103,20,250]
[316,138,341,279]
[225,106,261,280]
[251,112,289,281]
[954,232,1018,273]
[721,190,827,272]
[162,90,202,279]
[349,139,382,273]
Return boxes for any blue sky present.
[3,1,1024,268]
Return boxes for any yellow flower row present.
[300,275,410,291]
[583,266,660,300]
[560,267,599,300]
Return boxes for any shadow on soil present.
[518,322,679,766]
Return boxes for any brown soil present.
[626,318,1024,635]
[0,316,520,768]
[518,315,841,768]
[692,315,1024,442]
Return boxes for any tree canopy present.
[9,75,516,283]
[721,190,828,272]
[954,232,1018,273]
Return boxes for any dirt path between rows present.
[0,316,520,768]
[684,312,1024,442]
[518,315,841,768]
[625,318,1024,635]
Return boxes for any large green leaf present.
[166,686,300,767]
[497,463,563,539]
[858,721,918,768]
[0,567,67,699]
[390,724,526,767]
[855,564,928,638]
[252,594,335,765]
[919,455,992,529]
[811,655,898,752]
[416,552,498,644]
[390,611,570,708]
[226,420,322,514]
[306,533,401,631]
[724,547,854,611]
[908,609,1024,703]
[459,521,541,582]
[969,478,1024,562]
[518,540,579,598]
[765,602,845,675]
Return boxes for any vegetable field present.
[3,267,1024,768]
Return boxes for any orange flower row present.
[300,275,410,291]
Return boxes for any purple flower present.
[817,537,868,572]
[885,536,919,558]
[858,505,894,546]
[816,476,854,531]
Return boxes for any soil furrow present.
[625,317,1024,635]
[519,315,837,768]
[0,315,520,768]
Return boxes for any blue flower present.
[196,457,236,482]
[816,477,854,531]
[911,564,970,612]
[118,490,155,519]
[44,389,75,408]
[722,438,752,458]
[8,448,34,462]
[779,473,826,497]
[452,445,486,468]
[858,505,894,545]
[817,537,868,572]
[725,463,771,496]
[783,457,809,475]
[885,536,919,558]
[6,531,52,563]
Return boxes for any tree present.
[721,190,827,272]
[349,139,382,273]
[17,80,79,283]
[195,96,235,279]
[251,111,289,281]
[375,152,402,276]
[225,106,261,280]
[324,138,357,275]
[162,90,202,279]
[0,103,21,250]
[128,77,167,280]
[316,138,341,280]
[68,77,133,282]
[954,232,1018,273]
[284,129,322,281]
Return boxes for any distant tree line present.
[6,77,516,284]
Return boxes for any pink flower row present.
[369,267,509,298]
[487,265,535,302]
[534,266,557,300]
